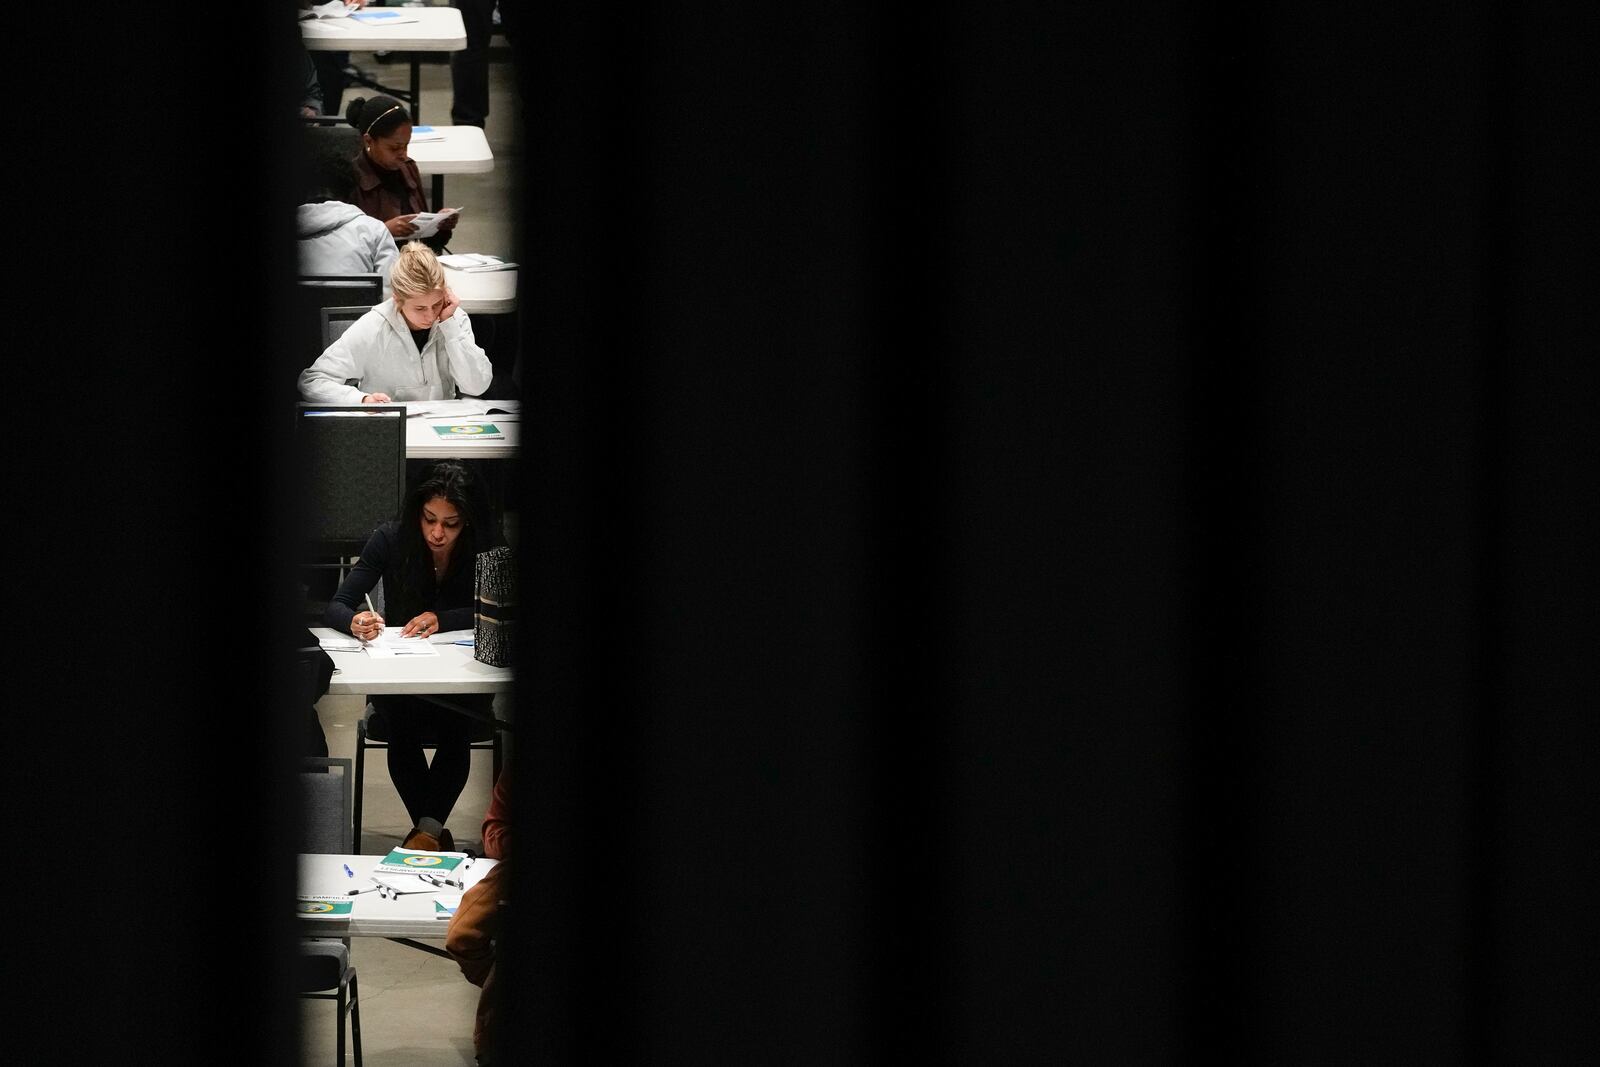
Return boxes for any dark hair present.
[392,461,499,610]
[302,141,358,203]
[345,94,411,139]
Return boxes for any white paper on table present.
[300,1,353,19]
[393,399,515,418]
[404,208,462,240]
[440,253,516,272]
[363,629,441,659]
[318,635,362,652]
[409,126,447,143]
[428,629,475,644]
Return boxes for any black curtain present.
[11,3,1595,1063]
[509,4,1596,1063]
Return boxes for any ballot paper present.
[435,896,462,919]
[405,208,463,240]
[363,628,441,659]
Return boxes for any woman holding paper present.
[346,94,457,252]
[298,240,493,403]
[327,461,502,842]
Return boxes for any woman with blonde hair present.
[299,241,493,403]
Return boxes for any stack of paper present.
[317,634,362,652]
[409,125,447,143]
[439,253,518,272]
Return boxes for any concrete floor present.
[301,26,520,1065]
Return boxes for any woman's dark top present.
[351,149,448,253]
[327,520,478,634]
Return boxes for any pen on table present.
[343,863,355,878]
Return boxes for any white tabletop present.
[299,853,500,938]
[311,627,512,694]
[301,7,466,52]
[444,265,517,315]
[408,415,519,459]
[410,126,495,175]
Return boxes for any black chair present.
[301,118,362,165]
[321,305,374,352]
[297,757,363,1067]
[295,405,407,621]
[297,277,383,367]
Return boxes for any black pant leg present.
[376,695,431,827]
[310,50,349,116]
[450,0,495,127]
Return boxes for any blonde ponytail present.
[390,240,446,299]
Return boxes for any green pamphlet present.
[373,846,470,875]
[297,897,354,917]
[432,423,503,439]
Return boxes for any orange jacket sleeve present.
[482,773,509,860]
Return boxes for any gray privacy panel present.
[298,411,406,545]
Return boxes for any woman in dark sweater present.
[328,461,499,839]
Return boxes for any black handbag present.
[473,546,516,667]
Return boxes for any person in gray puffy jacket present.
[298,145,399,296]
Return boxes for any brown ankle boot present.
[402,816,450,851]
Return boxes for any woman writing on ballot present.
[327,461,501,846]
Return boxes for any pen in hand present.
[360,593,383,641]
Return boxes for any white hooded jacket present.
[297,298,494,404]
[297,201,400,296]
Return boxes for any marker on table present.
[343,863,355,878]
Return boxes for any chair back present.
[300,120,361,163]
[298,757,354,853]
[295,405,407,558]
[297,279,382,366]
[321,305,373,351]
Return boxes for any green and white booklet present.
[431,422,504,440]
[297,895,355,917]
[373,847,471,876]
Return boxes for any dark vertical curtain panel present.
[510,3,1596,1063]
[11,9,303,1065]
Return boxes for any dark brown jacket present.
[351,150,431,224]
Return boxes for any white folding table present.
[443,264,517,315]
[299,853,500,955]
[301,7,467,125]
[311,627,511,696]
[403,402,520,459]
[409,125,496,208]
